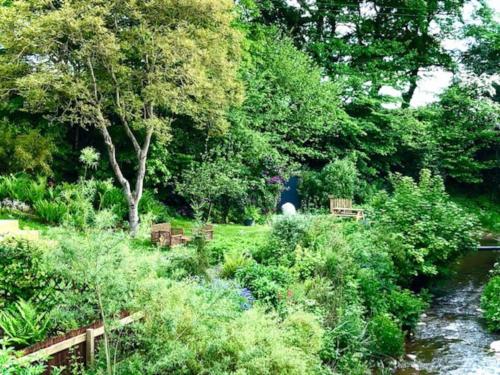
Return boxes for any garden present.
[0,0,499,374]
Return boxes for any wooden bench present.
[329,197,364,221]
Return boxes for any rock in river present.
[490,341,500,352]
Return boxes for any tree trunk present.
[128,200,139,236]
[402,69,419,108]
[96,107,154,236]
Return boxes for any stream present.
[395,249,500,375]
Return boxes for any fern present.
[0,300,50,347]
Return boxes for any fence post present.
[86,328,95,366]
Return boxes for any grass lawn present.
[0,210,271,255]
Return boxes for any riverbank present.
[396,250,500,374]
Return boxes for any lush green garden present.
[0,0,498,374]
[0,170,484,374]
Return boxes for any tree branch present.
[110,66,141,157]
[96,110,132,201]
[134,126,154,202]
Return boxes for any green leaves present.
[235,29,347,163]
[370,169,480,284]
[482,274,500,332]
[0,237,58,310]
[0,299,50,347]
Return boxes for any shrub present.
[57,181,97,229]
[368,314,405,358]
[0,348,49,375]
[299,157,359,207]
[387,288,427,330]
[292,245,325,280]
[139,190,170,222]
[321,303,367,364]
[0,299,51,348]
[0,122,55,176]
[34,199,67,224]
[370,169,480,283]
[255,215,312,266]
[0,238,58,309]
[0,175,47,204]
[157,246,209,280]
[96,182,128,220]
[220,249,253,278]
[321,157,359,199]
[283,310,324,355]
[235,263,293,307]
[481,275,500,332]
[120,280,324,374]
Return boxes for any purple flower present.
[239,288,255,310]
[266,176,284,185]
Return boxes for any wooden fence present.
[20,312,143,373]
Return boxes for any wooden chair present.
[202,224,214,241]
[151,223,213,247]
[171,227,190,245]
[329,197,365,221]
[151,223,171,246]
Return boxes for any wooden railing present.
[20,312,143,372]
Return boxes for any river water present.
[396,250,500,375]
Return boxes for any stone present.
[281,202,297,216]
[490,341,500,352]
[444,323,458,331]
[406,354,417,361]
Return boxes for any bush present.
[57,181,97,229]
[387,288,427,330]
[0,238,59,309]
[0,175,47,204]
[220,249,253,278]
[283,310,324,355]
[96,183,128,220]
[321,303,367,364]
[255,215,312,266]
[139,190,170,222]
[370,169,480,283]
[292,245,325,280]
[235,263,293,307]
[34,199,67,224]
[368,314,405,358]
[120,280,324,374]
[300,157,359,208]
[0,348,49,375]
[0,299,51,348]
[481,274,500,332]
[157,246,207,280]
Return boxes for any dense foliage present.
[0,0,498,373]
[0,0,243,233]
[370,170,480,283]
[481,263,500,332]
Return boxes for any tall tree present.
[234,27,350,164]
[421,83,499,184]
[250,0,466,106]
[462,2,499,101]
[0,0,242,234]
